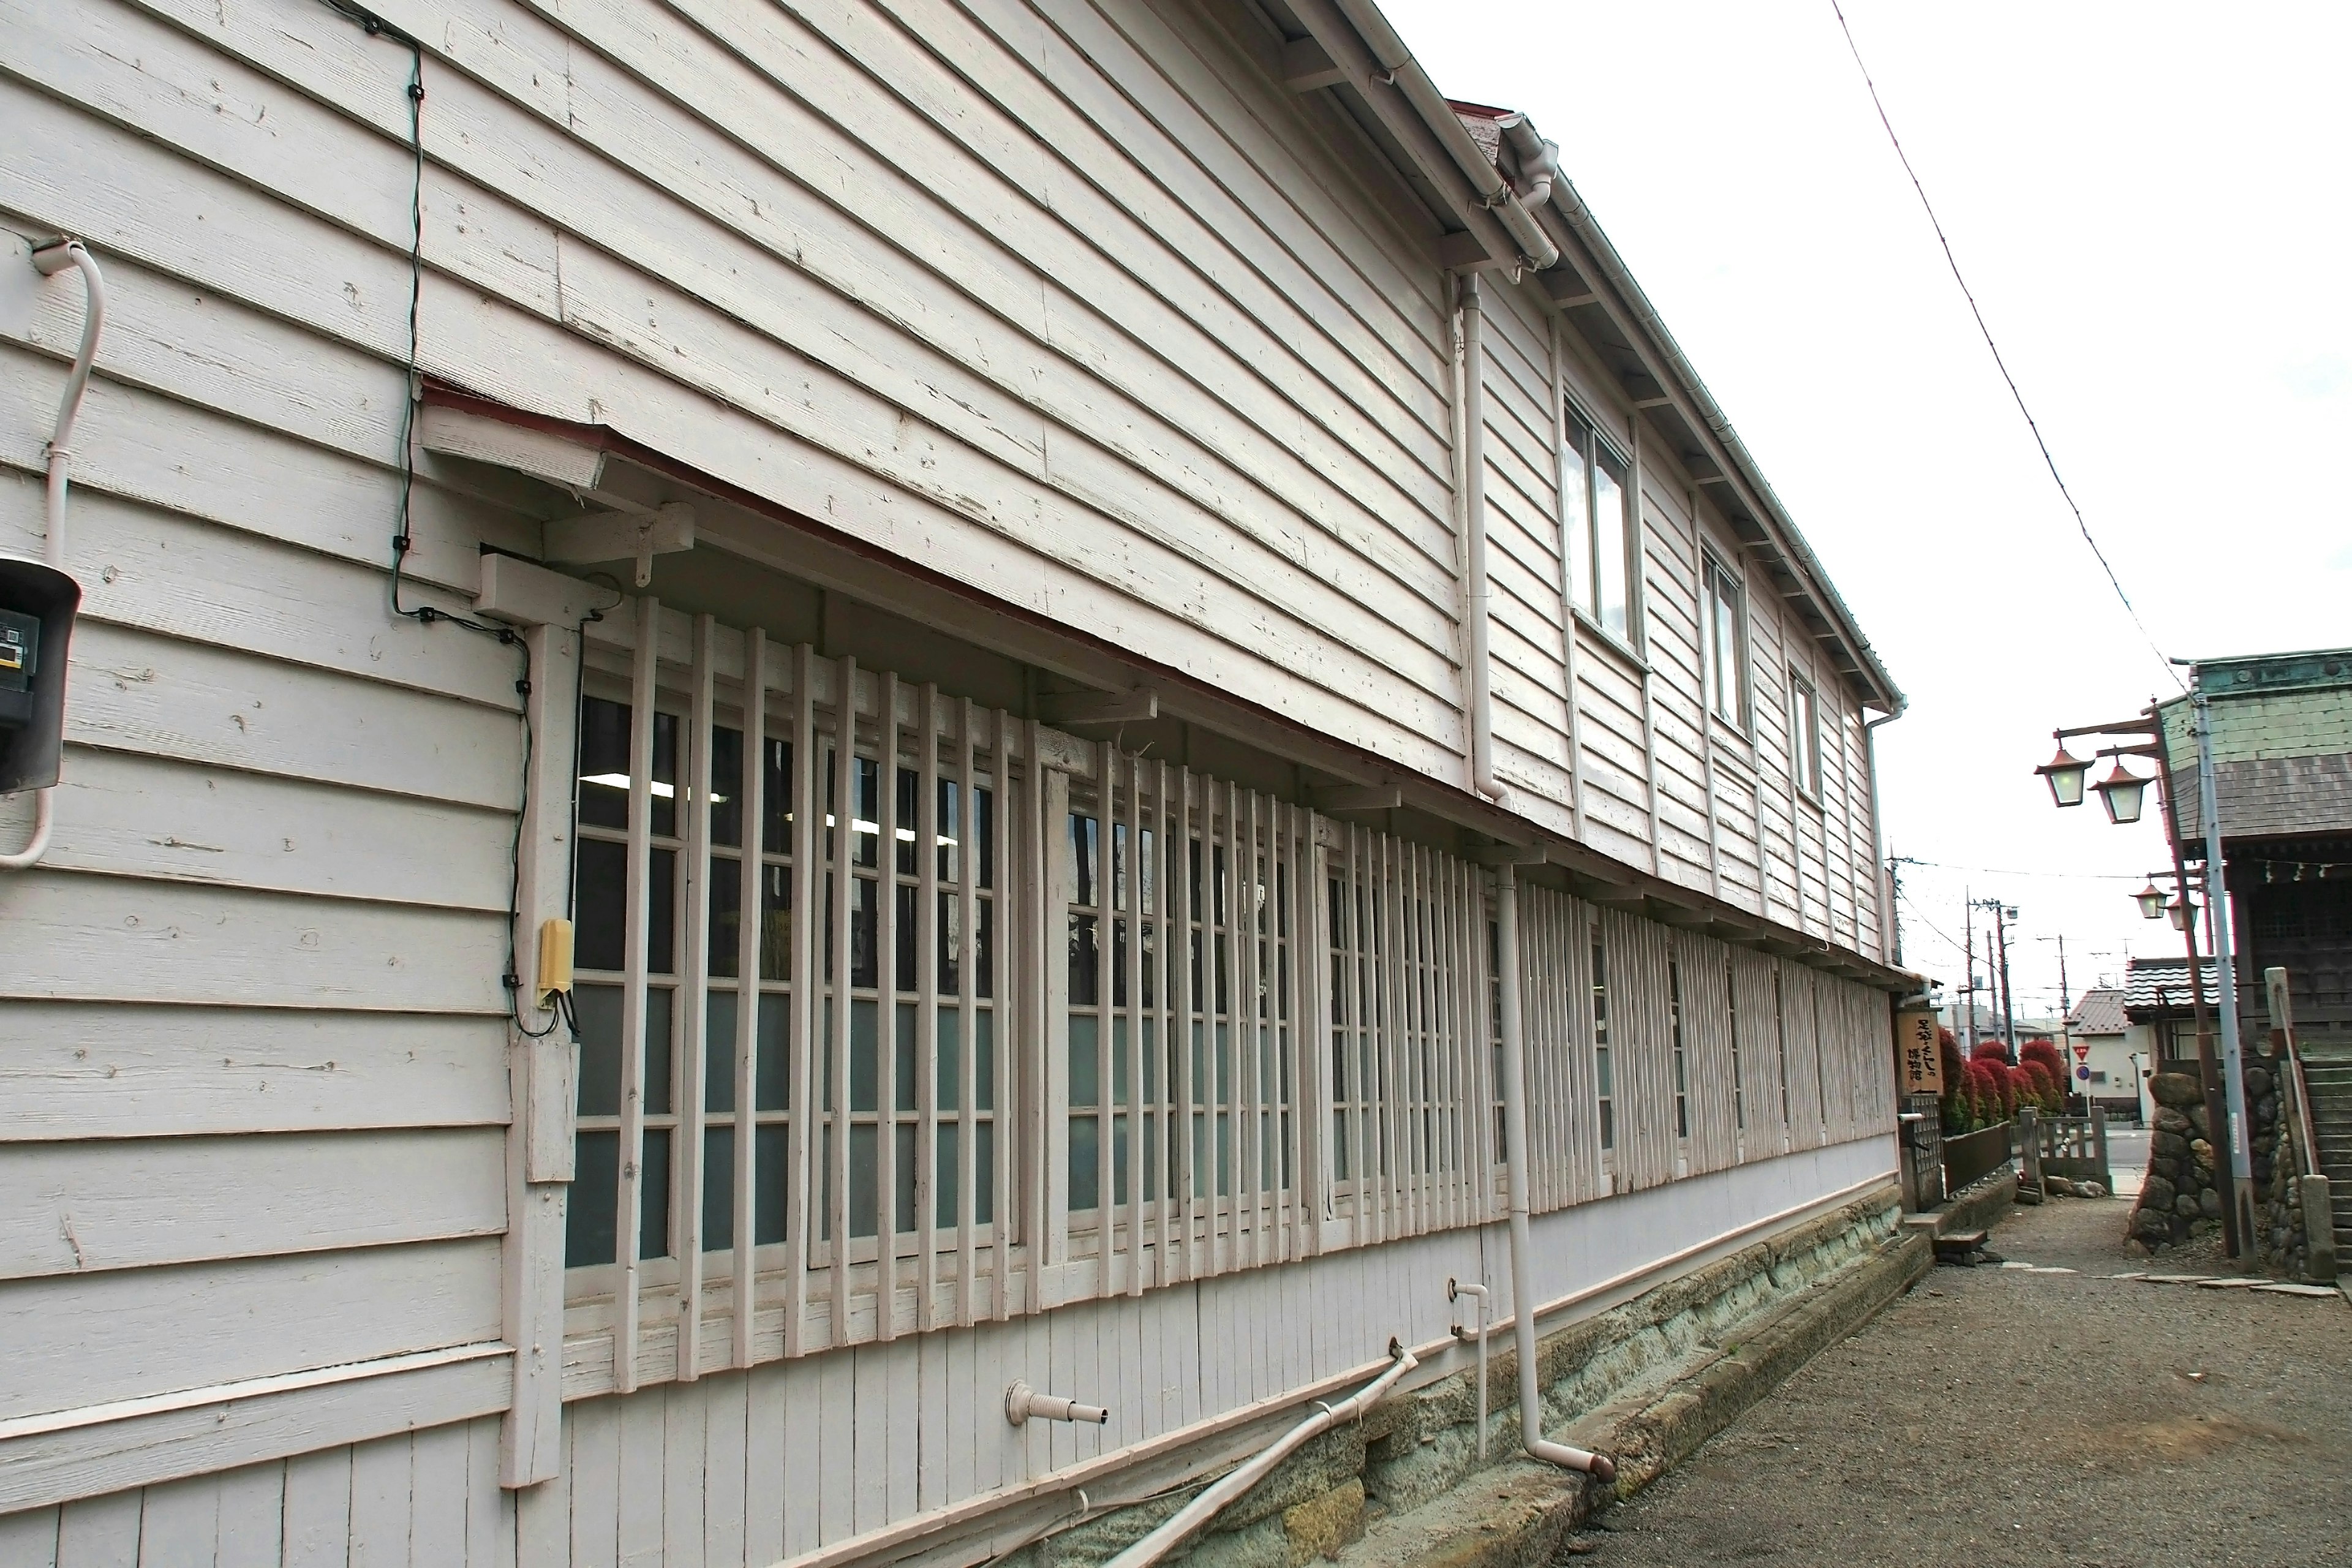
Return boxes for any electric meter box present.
[0,557,80,794]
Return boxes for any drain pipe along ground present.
[1495,861,1616,1482]
[1102,1342,1418,1568]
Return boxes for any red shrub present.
[1970,1039,2012,1066]
[1965,1058,2012,1123]
[2013,1062,2056,1114]
[2020,1038,2067,1087]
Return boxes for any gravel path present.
[1558,1193,2352,1567]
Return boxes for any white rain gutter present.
[1494,862,1616,1482]
[1455,273,1504,801]
[2,238,105,872]
[1328,0,1559,272]
[1102,1342,1419,1568]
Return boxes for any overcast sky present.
[1382,0,2352,1027]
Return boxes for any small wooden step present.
[1932,1229,1987,1259]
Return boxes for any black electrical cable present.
[1826,1,2181,693]
[325,0,595,1041]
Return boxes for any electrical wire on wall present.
[323,0,611,1041]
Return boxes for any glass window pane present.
[1594,451,1630,639]
[895,1002,917,1113]
[575,984,624,1117]
[895,1123,918,1234]
[895,764,918,877]
[706,991,737,1114]
[848,1122,879,1238]
[895,883,918,995]
[578,698,631,831]
[936,1121,960,1229]
[754,1125,789,1245]
[754,993,791,1112]
[1069,914,1099,1006]
[708,856,742,978]
[650,712,679,839]
[849,998,878,1114]
[974,1121,995,1225]
[639,1128,672,1259]
[1070,813,1099,909]
[645,988,674,1116]
[703,1126,734,1251]
[576,840,627,974]
[976,784,994,890]
[759,863,793,983]
[976,1009,995,1112]
[710,725,744,848]
[1069,1114,1099,1212]
[938,1004,962,1112]
[1069,1013,1099,1108]
[938,779,960,884]
[1562,418,1593,617]
[567,1131,619,1267]
[649,848,677,974]
[761,737,794,855]
[854,757,880,869]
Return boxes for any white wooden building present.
[0,1,1909,1563]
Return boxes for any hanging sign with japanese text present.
[1896,1009,1943,1094]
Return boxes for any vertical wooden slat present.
[1296,806,1325,1256]
[1241,787,1264,1269]
[1093,741,1115,1298]
[828,657,858,1345]
[956,699,981,1325]
[1381,831,1409,1236]
[1123,750,1146,1295]
[785,643,819,1359]
[1277,800,1300,1262]
[876,671,901,1342]
[1154,761,1175,1287]
[679,612,718,1382]
[1172,766,1197,1284]
[1225,782,1248,1273]
[732,628,766,1368]
[616,593,660,1395]
[1346,821,1372,1250]
[1022,720,1053,1316]
[916,684,941,1332]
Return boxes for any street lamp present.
[2133,881,2166,920]
[2166,895,2198,932]
[2036,744,2090,809]
[2092,759,2149,824]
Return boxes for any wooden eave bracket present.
[1036,687,1157,726]
[474,552,606,630]
[545,502,696,588]
[419,402,608,490]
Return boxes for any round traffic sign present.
[2076,1066,2091,1080]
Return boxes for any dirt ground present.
[1556,1188,2352,1567]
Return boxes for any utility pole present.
[2191,674,2256,1251]
[1998,906,2018,1057]
[1962,891,1977,1052]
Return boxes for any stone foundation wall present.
[2128,1052,2313,1279]
[1008,1189,1909,1567]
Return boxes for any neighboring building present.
[2121,957,2223,1071]
[2064,986,2143,1121]
[0,3,1907,1564]
[2160,647,2352,1048]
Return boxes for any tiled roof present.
[2067,987,2128,1036]
[2122,957,2221,1019]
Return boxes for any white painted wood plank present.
[702,1374,748,1568]
[56,1493,141,1568]
[406,1423,470,1568]
[1,1238,502,1423]
[131,1472,216,1568]
[662,1383,706,1568]
[514,1423,567,1568]
[5,1003,505,1142]
[612,1393,664,1568]
[778,1355,821,1559]
[0,1128,503,1280]
[567,1400,619,1568]
[463,1419,510,1568]
[0,1506,60,1568]
[813,1350,853,1547]
[1,871,506,1013]
[280,1449,352,1568]
[742,1363,784,1568]
[345,1434,412,1568]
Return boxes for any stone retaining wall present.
[2130,1050,2316,1280]
[1009,1188,1916,1567]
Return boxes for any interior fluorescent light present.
[577,774,726,804]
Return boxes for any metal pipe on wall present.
[1494,862,1615,1481]
[1455,273,1505,801]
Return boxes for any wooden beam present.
[542,502,695,588]
[1434,229,1503,271]
[1632,395,1674,411]
[1035,687,1156,726]
[1280,36,1347,91]
[1306,783,1403,813]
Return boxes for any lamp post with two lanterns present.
[2034,706,2245,1259]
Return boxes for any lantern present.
[2132,881,2166,920]
[2094,759,2147,824]
[2036,744,2089,809]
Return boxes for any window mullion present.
[954,696,981,1323]
[826,657,858,1343]
[915,683,941,1332]
[875,670,901,1343]
[784,642,820,1357]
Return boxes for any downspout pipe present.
[1495,862,1616,1483]
[1863,710,1901,965]
[1456,273,1505,802]
[1329,0,1558,272]
[2,238,105,873]
[1102,1342,1419,1568]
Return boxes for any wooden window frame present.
[1700,551,1749,732]
[1788,668,1824,804]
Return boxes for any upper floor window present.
[1700,553,1746,726]
[1788,671,1822,800]
[1562,411,1634,644]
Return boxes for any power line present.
[1896,856,2142,883]
[1826,1,2182,692]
